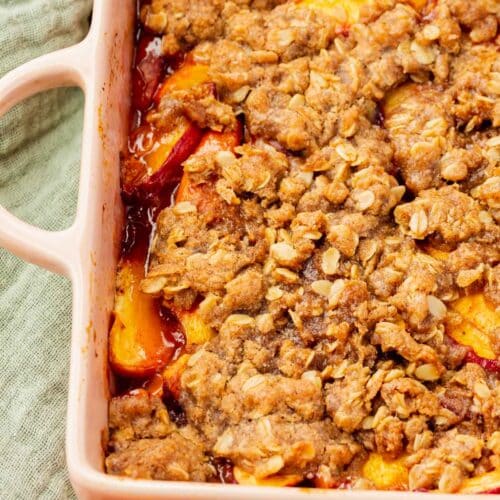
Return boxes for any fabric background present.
[0,1,92,498]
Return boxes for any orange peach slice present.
[300,0,370,23]
[176,308,214,345]
[234,467,303,487]
[175,124,243,207]
[109,259,178,377]
[300,0,426,24]
[161,309,215,397]
[132,32,165,111]
[122,120,203,198]
[110,263,215,379]
[420,246,499,364]
[362,453,409,490]
[447,293,498,361]
[128,120,191,176]
[155,59,209,104]
[123,57,213,198]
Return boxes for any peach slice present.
[175,123,243,206]
[402,0,427,12]
[132,32,165,111]
[176,308,214,345]
[123,56,213,199]
[464,350,500,374]
[155,58,210,104]
[109,264,214,380]
[161,310,215,398]
[420,246,499,369]
[445,291,499,372]
[362,453,409,490]
[122,120,203,199]
[300,0,371,24]
[448,293,498,361]
[109,259,180,377]
[234,467,303,487]
[300,0,426,24]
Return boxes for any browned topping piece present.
[395,186,483,243]
[106,390,214,481]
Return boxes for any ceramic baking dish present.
[0,0,494,498]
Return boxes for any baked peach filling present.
[106,0,500,492]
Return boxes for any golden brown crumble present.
[107,0,500,492]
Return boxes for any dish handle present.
[0,42,90,277]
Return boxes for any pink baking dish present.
[0,1,495,499]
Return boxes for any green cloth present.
[0,1,92,498]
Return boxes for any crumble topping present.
[107,0,500,492]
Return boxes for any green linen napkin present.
[0,1,92,498]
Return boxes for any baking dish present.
[0,0,496,498]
